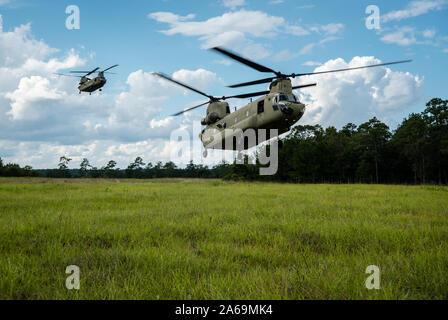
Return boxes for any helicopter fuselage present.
[78,76,107,93]
[200,79,305,151]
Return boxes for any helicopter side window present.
[273,105,279,111]
[226,106,231,114]
[257,100,264,114]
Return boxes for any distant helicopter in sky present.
[56,65,119,95]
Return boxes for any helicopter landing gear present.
[278,139,284,149]
[203,149,208,158]
[237,151,243,162]
[79,91,81,94]
[99,89,102,92]
[89,92,91,96]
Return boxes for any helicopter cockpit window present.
[278,94,298,103]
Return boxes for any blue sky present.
[0,0,447,168]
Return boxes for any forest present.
[1,98,447,184]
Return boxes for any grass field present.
[0,177,447,300]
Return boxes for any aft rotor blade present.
[292,83,317,90]
[102,64,119,72]
[294,60,412,77]
[228,76,276,88]
[171,101,210,116]
[153,72,213,100]
[211,47,276,74]
[225,83,317,100]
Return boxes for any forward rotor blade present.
[54,73,82,78]
[225,90,269,100]
[211,47,276,74]
[153,72,213,100]
[294,60,412,77]
[102,64,119,72]
[292,83,317,90]
[71,67,100,76]
[228,76,276,88]
[171,101,210,117]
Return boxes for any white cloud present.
[173,68,218,92]
[310,23,344,35]
[222,0,245,10]
[422,29,436,38]
[273,49,297,62]
[380,27,439,46]
[381,27,417,46]
[382,0,447,23]
[5,76,65,120]
[302,61,322,66]
[0,16,227,168]
[297,5,315,9]
[149,10,282,39]
[299,36,339,55]
[148,9,312,60]
[321,23,344,35]
[214,59,232,66]
[0,19,58,68]
[285,25,310,36]
[293,56,422,128]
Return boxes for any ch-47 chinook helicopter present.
[154,47,411,158]
[56,65,119,95]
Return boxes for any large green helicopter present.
[158,47,411,158]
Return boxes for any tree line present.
[1,98,447,184]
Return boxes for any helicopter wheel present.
[99,89,102,92]
[203,150,208,158]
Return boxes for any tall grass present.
[0,178,447,299]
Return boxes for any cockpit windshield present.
[277,94,298,103]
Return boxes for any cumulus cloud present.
[172,68,218,92]
[148,9,314,60]
[293,56,423,128]
[382,0,447,23]
[0,15,226,167]
[5,76,65,121]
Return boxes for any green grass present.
[0,177,447,300]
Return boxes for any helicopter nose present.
[279,104,293,115]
